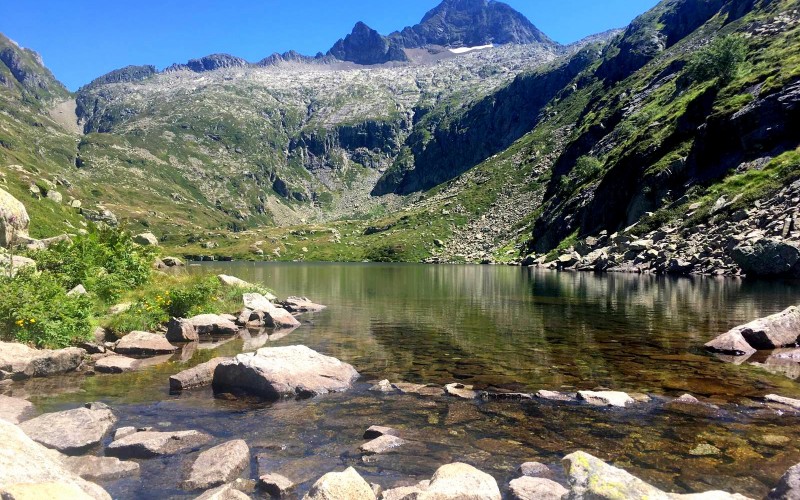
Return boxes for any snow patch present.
[449,44,494,54]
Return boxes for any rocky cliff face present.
[328,22,408,65]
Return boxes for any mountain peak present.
[327,22,408,65]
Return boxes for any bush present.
[686,35,747,85]
[0,268,93,348]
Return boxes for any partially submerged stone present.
[577,390,634,408]
[445,383,479,399]
[363,425,398,440]
[189,314,239,336]
[706,307,800,354]
[767,462,800,500]
[20,405,117,454]
[535,390,575,402]
[392,382,445,396]
[0,342,85,381]
[258,473,295,498]
[95,355,140,373]
[170,357,230,392]
[0,419,110,499]
[369,379,396,393]
[60,455,140,481]
[360,435,406,455]
[765,394,800,410]
[212,345,359,400]
[0,395,35,424]
[106,430,211,458]
[509,476,567,500]
[563,451,669,499]
[167,317,199,343]
[196,483,251,500]
[302,467,375,500]
[184,439,250,490]
[280,297,326,313]
[517,462,554,478]
[114,331,177,356]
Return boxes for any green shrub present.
[686,35,748,85]
[0,268,93,348]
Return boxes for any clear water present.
[15,264,800,498]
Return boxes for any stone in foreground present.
[0,419,110,499]
[212,345,359,400]
[20,405,117,454]
[0,395,35,424]
[509,476,568,500]
[706,307,800,354]
[184,439,250,490]
[360,435,406,454]
[258,473,295,498]
[167,317,200,343]
[106,430,211,458]
[418,462,501,500]
[196,483,251,500]
[0,342,84,381]
[114,331,177,356]
[302,467,375,500]
[170,357,230,392]
[767,462,800,499]
[61,455,140,481]
[577,390,634,408]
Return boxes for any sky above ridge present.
[2,0,659,91]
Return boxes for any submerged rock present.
[19,405,116,454]
[114,331,177,356]
[392,382,445,396]
[509,476,567,500]
[60,455,140,481]
[536,390,576,402]
[0,342,84,381]
[95,355,140,373]
[184,439,250,490]
[302,467,375,500]
[360,435,406,455]
[0,395,35,424]
[577,390,634,408]
[706,307,800,354]
[170,357,230,391]
[445,383,479,399]
[363,425,399,439]
[280,297,326,313]
[517,462,555,479]
[0,419,110,499]
[212,345,359,399]
[106,429,211,458]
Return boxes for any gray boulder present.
[0,420,110,499]
[509,476,567,500]
[133,232,159,246]
[196,483,251,499]
[167,317,199,343]
[184,439,250,490]
[0,395,35,424]
[0,187,30,248]
[768,462,800,499]
[360,435,406,454]
[106,429,211,458]
[706,306,800,353]
[302,467,375,500]
[0,342,85,381]
[212,345,359,399]
[95,355,140,373]
[170,357,230,391]
[189,314,239,336]
[60,455,140,481]
[114,331,177,356]
[259,473,295,498]
[19,405,117,454]
[732,239,800,278]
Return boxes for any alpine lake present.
[16,263,800,498]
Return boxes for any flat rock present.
[95,355,140,373]
[517,462,554,478]
[167,317,199,343]
[20,405,117,454]
[704,330,757,356]
[445,383,479,399]
[535,390,575,402]
[0,342,85,381]
[360,435,406,455]
[114,331,177,356]
[189,314,239,336]
[509,476,568,500]
[0,395,35,424]
[0,419,110,499]
[184,439,250,490]
[302,467,375,500]
[196,483,251,500]
[170,357,230,392]
[258,473,295,498]
[765,394,800,410]
[577,390,634,407]
[212,345,359,400]
[280,297,326,313]
[392,382,444,396]
[264,306,301,329]
[114,427,138,440]
[61,455,140,481]
[363,425,399,439]
[106,430,211,458]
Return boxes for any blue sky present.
[1,1,659,90]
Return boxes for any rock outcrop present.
[212,346,359,399]
[732,239,800,278]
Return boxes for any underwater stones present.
[106,429,211,458]
[212,346,359,399]
[19,405,116,454]
[60,455,140,481]
[0,395,35,424]
[170,357,230,391]
[392,382,445,396]
[689,443,721,456]
[302,467,376,500]
[509,476,568,500]
[184,439,250,490]
[363,425,399,439]
[577,390,635,408]
[114,331,177,356]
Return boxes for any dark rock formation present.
[83,65,157,89]
[328,22,408,65]
[166,53,249,73]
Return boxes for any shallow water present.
[15,264,800,498]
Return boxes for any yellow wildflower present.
[29,319,35,324]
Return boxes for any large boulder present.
[189,314,239,336]
[170,357,230,392]
[302,467,375,500]
[0,395,35,424]
[0,187,30,248]
[184,439,250,490]
[706,306,800,353]
[0,342,85,381]
[106,429,211,458]
[166,317,199,343]
[243,293,300,329]
[213,346,359,399]
[509,476,568,500]
[768,462,800,499]
[413,462,502,500]
[19,405,117,454]
[0,419,110,499]
[114,331,177,356]
[732,239,800,278]
[133,232,159,246]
